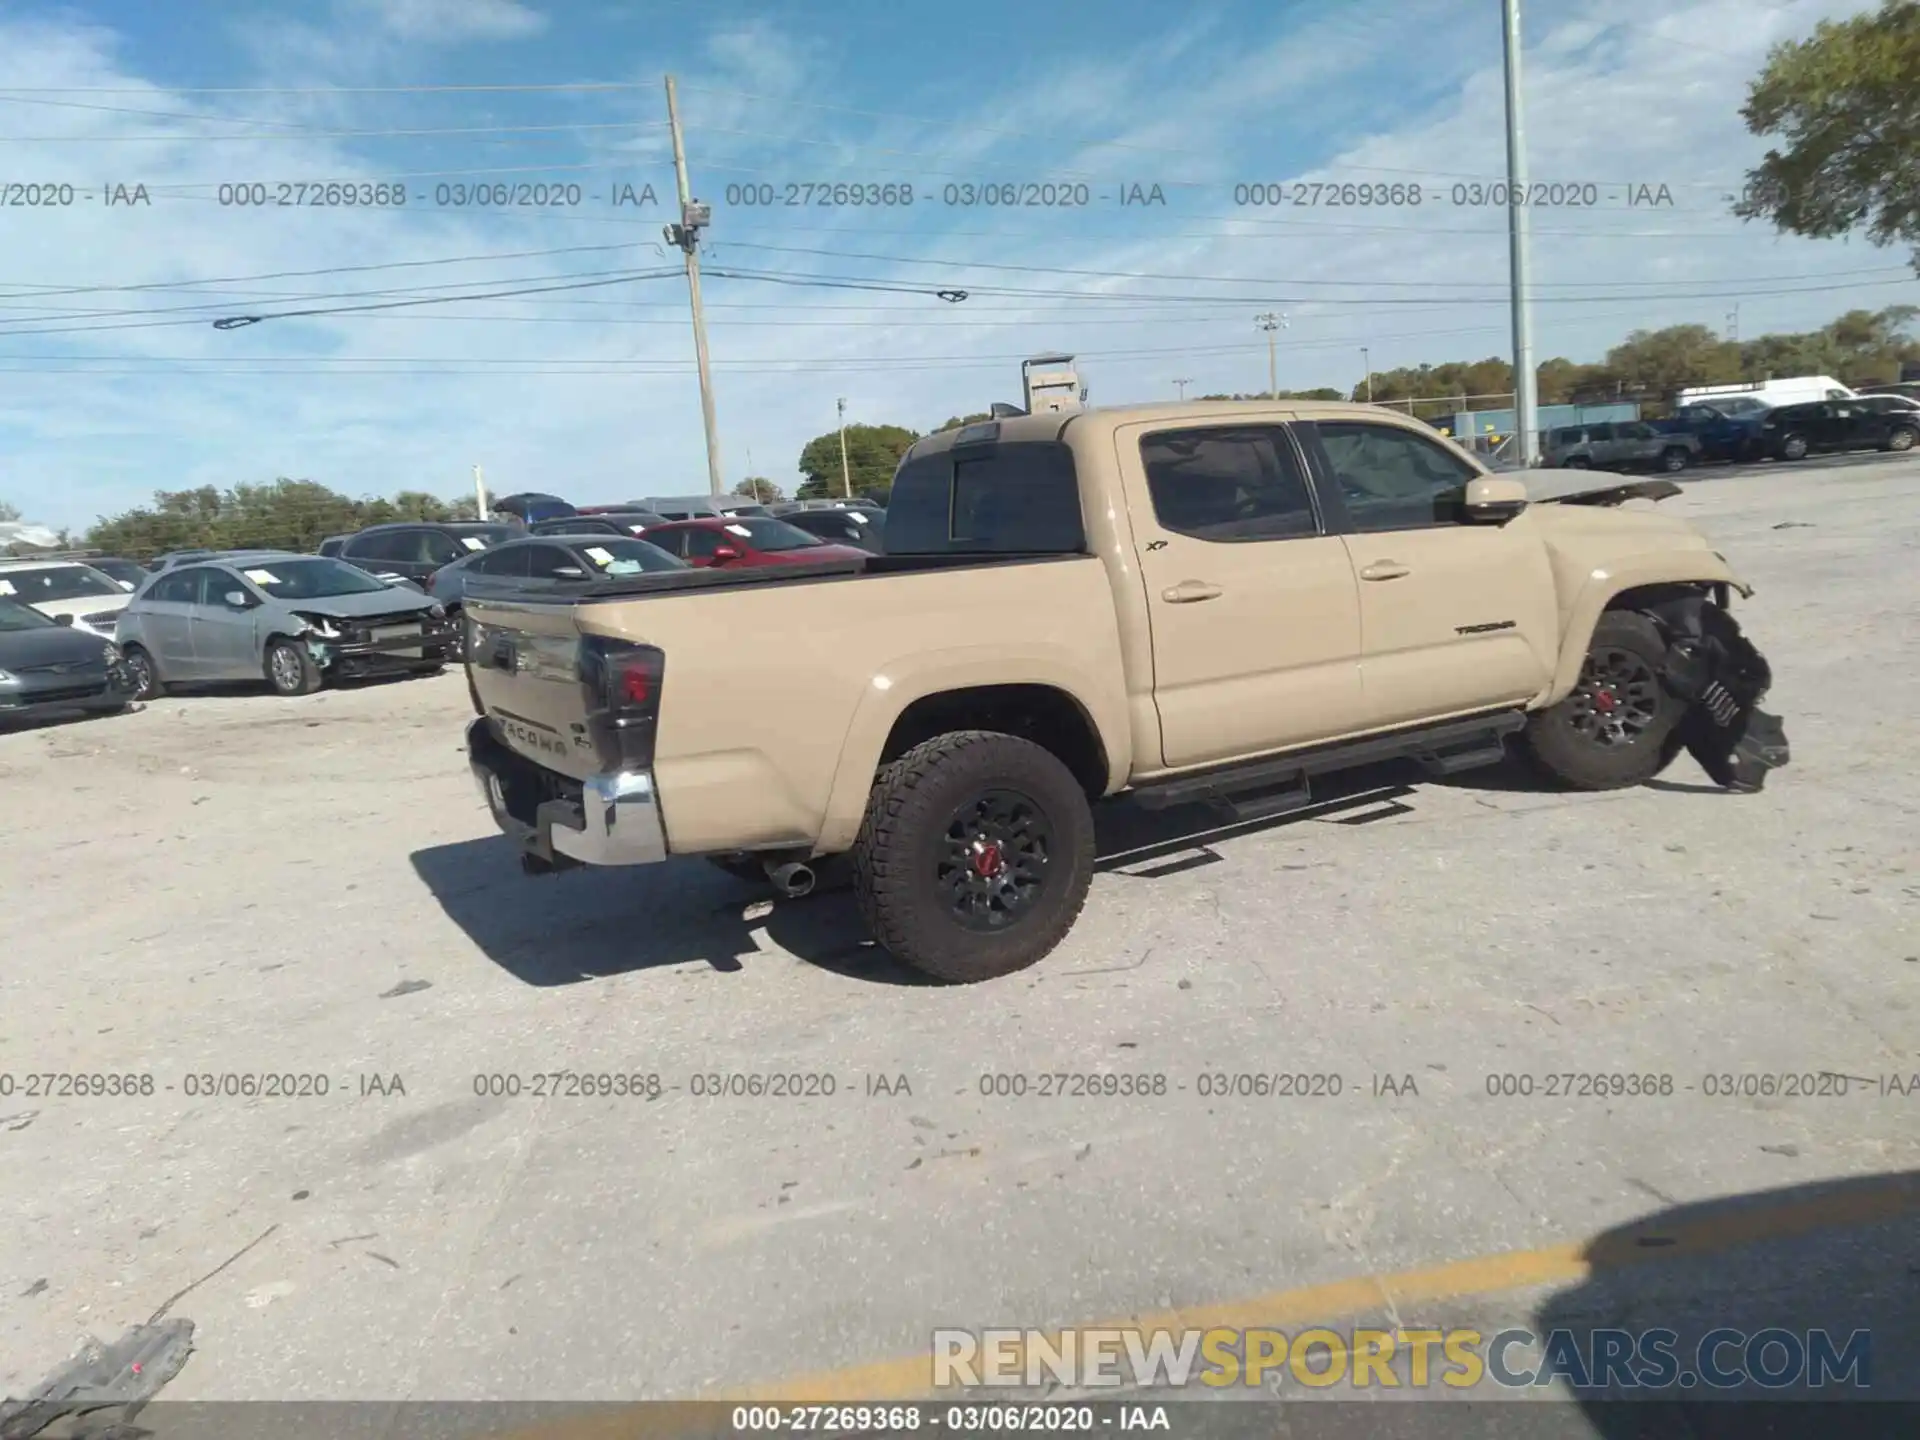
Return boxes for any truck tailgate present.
[464,596,603,782]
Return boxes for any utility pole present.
[1501,0,1539,467]
[473,464,488,520]
[664,75,723,496]
[1727,304,1740,343]
[1255,312,1287,399]
[1173,377,1192,401]
[836,397,852,498]
[1360,347,1372,403]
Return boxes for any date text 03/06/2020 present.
[1231,180,1679,207]
[209,181,662,208]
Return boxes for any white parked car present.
[0,559,136,639]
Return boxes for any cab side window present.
[1138,427,1318,542]
[1310,421,1481,533]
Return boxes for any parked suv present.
[631,496,769,520]
[334,522,519,588]
[1543,421,1699,473]
[1655,403,1769,463]
[1759,400,1920,460]
[491,493,577,526]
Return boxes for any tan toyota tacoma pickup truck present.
[462,401,1788,982]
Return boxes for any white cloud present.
[0,0,1911,532]
[344,0,548,43]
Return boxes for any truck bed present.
[462,549,1135,857]
[456,550,1076,608]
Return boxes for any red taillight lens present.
[619,663,652,707]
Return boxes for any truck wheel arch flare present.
[1545,552,1749,707]
[813,650,1128,857]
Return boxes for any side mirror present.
[1463,476,1529,522]
[712,545,740,561]
[552,566,586,579]
[224,589,252,608]
[54,613,75,627]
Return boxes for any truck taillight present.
[578,636,664,772]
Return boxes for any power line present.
[0,119,674,141]
[713,243,1911,293]
[0,81,666,95]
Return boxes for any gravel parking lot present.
[3,457,1916,1407]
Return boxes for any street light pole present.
[1501,0,1540,467]
[1173,377,1192,401]
[836,397,852,498]
[1361,347,1372,403]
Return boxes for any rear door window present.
[1139,427,1319,542]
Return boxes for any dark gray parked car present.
[426,533,687,611]
[0,595,137,722]
[780,507,887,552]
[1543,421,1700,473]
[114,551,457,699]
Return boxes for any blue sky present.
[0,0,1912,529]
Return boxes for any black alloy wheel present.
[1563,645,1663,749]
[938,788,1056,932]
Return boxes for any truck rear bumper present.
[466,716,667,867]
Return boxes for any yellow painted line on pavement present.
[484,1169,1920,1437]
[726,1170,1920,1402]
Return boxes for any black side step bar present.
[1131,711,1527,816]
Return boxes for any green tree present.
[735,476,784,504]
[1733,0,1920,272]
[0,500,21,522]
[83,478,475,561]
[796,422,919,502]
[1602,325,1744,396]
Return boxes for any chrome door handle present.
[1161,580,1222,603]
[1359,561,1411,581]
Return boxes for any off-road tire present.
[1562,455,1591,469]
[1885,425,1916,453]
[1779,433,1810,461]
[851,731,1094,984]
[1660,447,1691,473]
[121,644,163,700]
[1523,611,1686,791]
[410,660,445,677]
[265,637,323,697]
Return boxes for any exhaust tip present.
[766,861,816,898]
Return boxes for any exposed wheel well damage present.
[1602,580,1730,623]
[878,684,1109,797]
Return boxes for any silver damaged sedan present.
[115,551,457,698]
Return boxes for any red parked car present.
[639,516,869,568]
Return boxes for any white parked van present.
[1677,376,1857,410]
